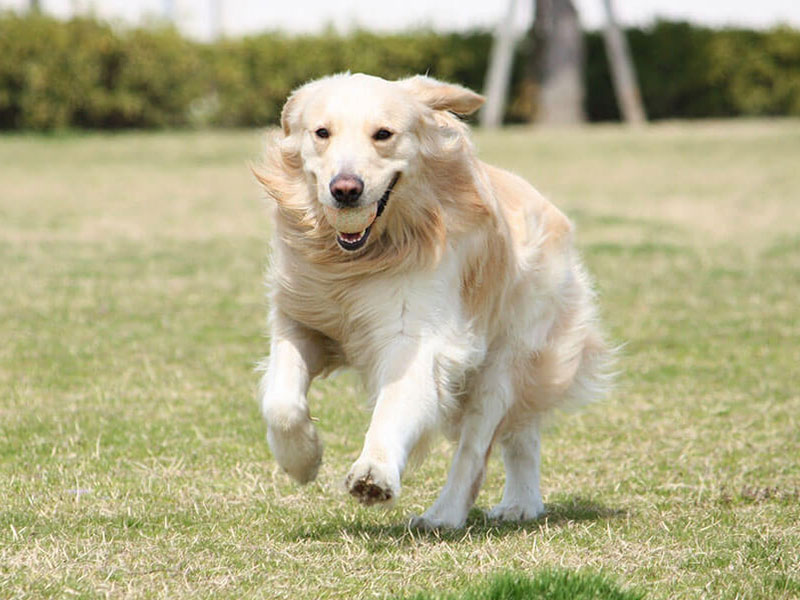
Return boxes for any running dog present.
[256,73,612,529]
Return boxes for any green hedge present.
[0,14,205,128]
[1,13,799,130]
[201,30,493,127]
[586,21,800,120]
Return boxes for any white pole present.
[481,0,519,129]
[164,0,175,23]
[210,0,223,40]
[601,0,646,124]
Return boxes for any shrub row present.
[586,21,800,120]
[0,15,204,128]
[1,13,799,130]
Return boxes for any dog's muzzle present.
[327,173,400,252]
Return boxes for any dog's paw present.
[408,510,465,531]
[487,501,545,523]
[266,419,323,484]
[344,459,399,506]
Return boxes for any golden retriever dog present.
[256,73,611,529]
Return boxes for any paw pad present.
[346,470,393,505]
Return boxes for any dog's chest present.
[277,256,484,375]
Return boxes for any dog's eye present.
[315,128,330,139]
[373,129,393,141]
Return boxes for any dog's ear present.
[280,88,304,136]
[280,80,321,136]
[400,76,485,116]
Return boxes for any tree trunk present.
[534,0,585,125]
[601,0,646,124]
[29,0,41,12]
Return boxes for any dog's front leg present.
[260,314,330,484]
[345,339,438,506]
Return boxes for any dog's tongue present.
[339,230,366,243]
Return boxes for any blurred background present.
[2,3,800,598]
[1,0,799,130]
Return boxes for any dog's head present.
[265,74,484,255]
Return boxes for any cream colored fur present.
[256,73,612,529]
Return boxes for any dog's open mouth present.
[336,227,372,251]
[327,173,400,252]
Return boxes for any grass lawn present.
[1,120,798,599]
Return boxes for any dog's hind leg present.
[487,417,545,522]
[409,354,512,530]
[260,312,333,484]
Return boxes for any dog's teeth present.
[340,231,365,242]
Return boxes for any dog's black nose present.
[330,174,364,205]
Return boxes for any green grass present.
[1,120,799,599]
[406,570,643,600]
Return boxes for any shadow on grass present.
[543,494,628,525]
[282,495,627,547]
